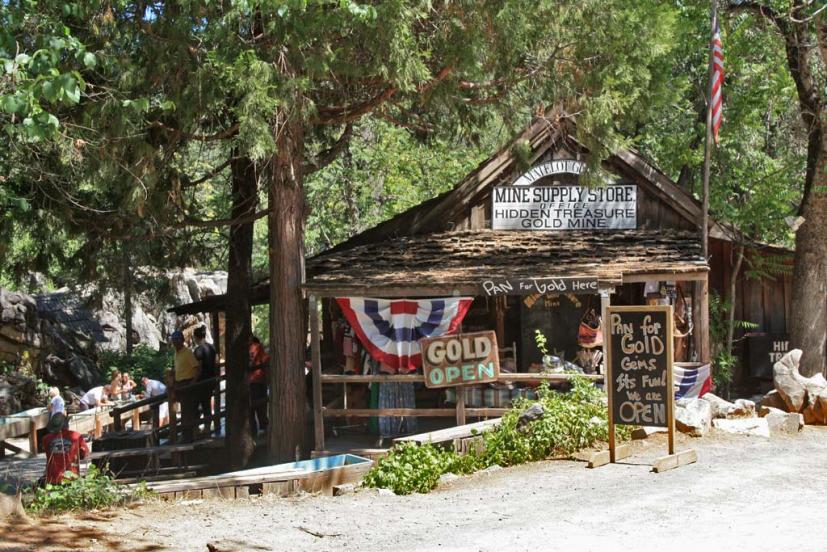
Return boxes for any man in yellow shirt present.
[171,330,201,442]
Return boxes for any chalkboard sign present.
[481,277,599,296]
[606,306,673,429]
[745,333,790,379]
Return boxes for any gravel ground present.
[3,427,827,552]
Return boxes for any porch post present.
[695,277,711,363]
[600,288,614,462]
[310,295,325,452]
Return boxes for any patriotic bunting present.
[710,14,724,143]
[336,297,474,373]
[674,362,712,400]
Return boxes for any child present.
[47,387,65,418]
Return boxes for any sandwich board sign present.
[421,330,500,389]
[597,305,696,472]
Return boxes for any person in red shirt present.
[42,413,89,485]
[248,336,270,435]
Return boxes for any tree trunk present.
[225,155,257,469]
[725,244,745,355]
[122,242,134,356]
[267,113,308,462]
[791,132,827,376]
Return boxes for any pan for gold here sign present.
[606,306,673,428]
[421,330,500,389]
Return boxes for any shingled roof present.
[304,228,707,295]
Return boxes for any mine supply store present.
[303,121,712,453]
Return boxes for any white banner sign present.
[491,185,637,230]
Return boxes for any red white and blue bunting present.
[336,297,474,373]
[674,362,712,400]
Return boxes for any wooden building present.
[171,114,793,454]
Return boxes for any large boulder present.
[702,393,735,419]
[758,390,788,413]
[773,350,807,412]
[675,398,712,437]
[712,417,770,438]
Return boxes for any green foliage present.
[97,345,170,388]
[363,441,464,495]
[534,329,550,357]
[364,376,627,495]
[26,464,151,514]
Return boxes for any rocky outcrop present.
[767,349,827,425]
[0,268,226,399]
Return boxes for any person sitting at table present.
[109,370,123,398]
[78,384,112,411]
[47,387,65,419]
[142,376,169,425]
[120,372,137,398]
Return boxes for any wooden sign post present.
[594,305,696,472]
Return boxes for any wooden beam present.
[587,444,631,468]
[323,407,508,418]
[600,289,615,463]
[622,271,709,283]
[320,373,602,384]
[310,296,325,452]
[28,417,37,455]
[652,448,698,473]
[693,279,712,362]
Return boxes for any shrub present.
[364,376,629,494]
[26,465,151,514]
[98,345,170,387]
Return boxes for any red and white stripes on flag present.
[336,297,473,373]
[710,14,724,143]
[674,363,712,400]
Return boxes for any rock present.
[766,411,804,434]
[758,390,788,413]
[631,426,668,440]
[376,488,396,497]
[727,399,756,419]
[701,393,736,419]
[516,403,545,431]
[438,473,460,485]
[675,398,712,437]
[332,483,357,496]
[712,417,770,438]
[481,464,503,474]
[758,405,785,418]
[66,355,103,390]
[773,350,806,412]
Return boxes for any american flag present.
[710,14,724,143]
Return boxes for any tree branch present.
[175,208,268,229]
[182,157,234,188]
[302,123,353,175]
[149,121,240,142]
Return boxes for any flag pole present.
[701,0,717,260]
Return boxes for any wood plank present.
[310,296,325,452]
[321,374,424,383]
[587,444,632,468]
[652,448,698,473]
[323,408,456,417]
[394,418,502,445]
[622,271,708,283]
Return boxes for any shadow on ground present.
[0,512,164,552]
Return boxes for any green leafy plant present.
[364,376,628,495]
[534,329,550,357]
[98,345,170,389]
[26,464,152,514]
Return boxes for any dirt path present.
[4,427,827,552]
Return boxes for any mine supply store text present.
[421,331,500,388]
[492,184,637,230]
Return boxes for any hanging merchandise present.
[673,286,694,362]
[577,300,603,348]
[336,297,474,373]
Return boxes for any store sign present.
[491,184,637,230]
[421,331,500,389]
[607,306,673,428]
[481,277,598,296]
[512,160,586,186]
[745,333,790,379]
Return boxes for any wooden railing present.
[110,374,226,445]
[312,371,604,451]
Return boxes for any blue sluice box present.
[224,453,372,479]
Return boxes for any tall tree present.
[729,0,826,376]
